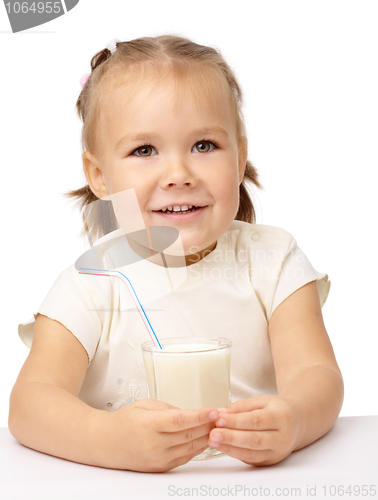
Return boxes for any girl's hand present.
[208,396,300,466]
[100,398,219,472]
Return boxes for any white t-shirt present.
[18,221,330,411]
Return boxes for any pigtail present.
[236,160,262,224]
[64,185,119,243]
[91,48,113,71]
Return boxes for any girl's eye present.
[132,145,157,157]
[193,140,217,153]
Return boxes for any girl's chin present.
[126,231,217,267]
[144,240,217,268]
[167,241,217,264]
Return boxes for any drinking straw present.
[78,268,162,350]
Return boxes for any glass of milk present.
[141,337,232,460]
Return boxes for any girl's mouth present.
[152,205,207,220]
[158,205,201,214]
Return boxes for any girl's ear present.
[237,136,248,184]
[82,151,110,199]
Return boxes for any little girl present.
[9,35,343,473]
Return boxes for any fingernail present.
[209,432,222,448]
[216,418,226,427]
[208,410,218,420]
[211,432,222,442]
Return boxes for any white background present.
[0,1,377,427]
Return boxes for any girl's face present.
[83,69,247,264]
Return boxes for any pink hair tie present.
[80,73,91,89]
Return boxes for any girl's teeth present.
[159,205,199,213]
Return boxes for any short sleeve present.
[18,266,103,366]
[269,239,330,322]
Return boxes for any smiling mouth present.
[155,206,203,214]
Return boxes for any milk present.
[142,341,231,409]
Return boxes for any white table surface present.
[1,416,377,500]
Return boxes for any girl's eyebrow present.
[115,127,229,152]
[115,132,160,151]
[192,126,229,138]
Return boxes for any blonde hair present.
[67,34,262,242]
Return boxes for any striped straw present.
[78,268,162,350]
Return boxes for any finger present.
[219,396,272,414]
[165,421,215,447]
[168,443,210,469]
[209,428,276,451]
[156,407,219,432]
[207,441,273,466]
[169,433,211,464]
[215,409,278,431]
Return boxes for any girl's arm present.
[267,279,343,450]
[9,315,218,472]
[208,280,344,465]
[9,314,103,466]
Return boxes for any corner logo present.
[3,0,79,33]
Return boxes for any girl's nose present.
[160,159,198,189]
